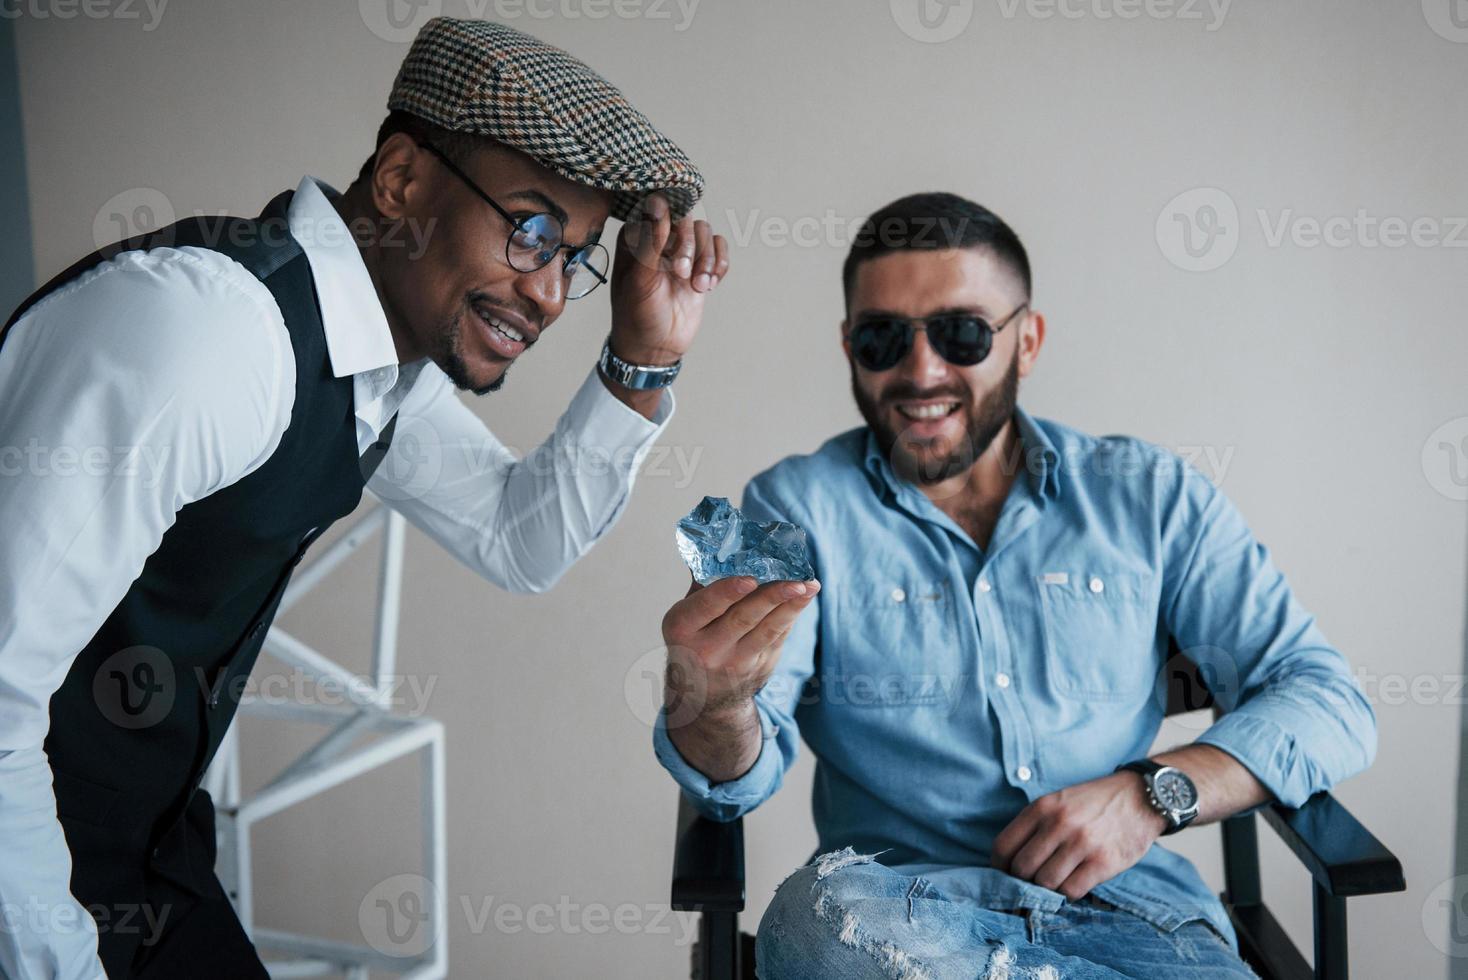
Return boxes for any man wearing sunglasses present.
[0,18,725,979]
[654,193,1375,977]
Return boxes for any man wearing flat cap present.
[0,18,724,979]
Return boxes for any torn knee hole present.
[813,845,883,880]
[983,944,1063,980]
[812,885,932,980]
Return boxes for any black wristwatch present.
[1116,759,1199,836]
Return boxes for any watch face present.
[1153,768,1198,811]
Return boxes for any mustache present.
[880,382,971,405]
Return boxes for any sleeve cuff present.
[652,705,783,821]
[562,365,674,458]
[1195,711,1314,809]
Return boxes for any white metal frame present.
[204,502,448,979]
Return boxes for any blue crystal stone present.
[675,496,815,586]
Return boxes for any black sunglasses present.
[848,303,1029,372]
[417,140,610,300]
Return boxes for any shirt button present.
[1017,765,1033,782]
[995,672,1011,689]
[978,579,992,593]
[1089,576,1104,594]
[891,588,906,603]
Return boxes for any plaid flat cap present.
[388,17,704,220]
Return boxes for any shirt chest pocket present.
[830,579,966,709]
[1035,570,1160,701]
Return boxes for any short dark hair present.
[841,192,1032,307]
[352,109,501,188]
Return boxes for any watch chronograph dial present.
[1154,769,1198,810]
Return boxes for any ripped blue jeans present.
[756,849,1259,980]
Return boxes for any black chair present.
[669,643,1405,980]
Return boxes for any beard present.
[438,308,509,397]
[852,343,1021,486]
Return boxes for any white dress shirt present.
[0,177,672,978]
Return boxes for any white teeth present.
[899,402,958,420]
[481,311,525,344]
[493,320,524,343]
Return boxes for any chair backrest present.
[1162,636,1217,716]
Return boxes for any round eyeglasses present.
[418,141,610,300]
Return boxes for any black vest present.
[2,191,397,912]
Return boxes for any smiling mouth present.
[477,306,525,343]
[896,400,961,421]
[471,302,533,359]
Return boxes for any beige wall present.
[15,1,1468,976]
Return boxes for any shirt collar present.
[861,404,1062,504]
[1012,405,1062,502]
[286,176,400,379]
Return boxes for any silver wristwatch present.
[1117,759,1199,835]
[598,337,682,391]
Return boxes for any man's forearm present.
[597,331,681,421]
[596,365,667,420]
[658,577,815,790]
[993,741,1277,899]
[1153,743,1270,824]
[666,697,763,785]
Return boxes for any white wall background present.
[15,1,1467,976]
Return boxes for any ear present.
[370,131,427,221]
[840,317,851,360]
[1017,310,1045,379]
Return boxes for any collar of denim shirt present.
[860,404,1063,526]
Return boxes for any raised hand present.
[659,575,819,783]
[608,192,729,367]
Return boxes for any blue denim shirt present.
[654,407,1377,944]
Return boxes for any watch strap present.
[599,338,682,390]
[1116,759,1195,835]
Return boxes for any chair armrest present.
[1259,791,1405,897]
[671,792,746,912]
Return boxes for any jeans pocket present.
[1192,917,1237,951]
